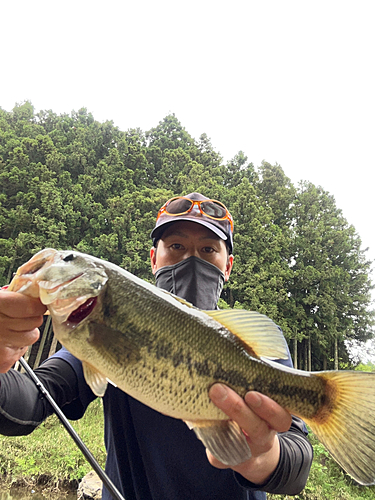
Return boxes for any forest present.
[0,101,373,371]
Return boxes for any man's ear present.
[150,247,157,275]
[225,255,234,282]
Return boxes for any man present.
[0,192,312,499]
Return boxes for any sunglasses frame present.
[157,197,233,232]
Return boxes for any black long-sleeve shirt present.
[0,348,313,500]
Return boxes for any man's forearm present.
[0,357,81,436]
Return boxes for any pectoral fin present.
[82,361,108,397]
[185,419,252,466]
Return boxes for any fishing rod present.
[18,356,125,500]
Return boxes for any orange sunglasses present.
[157,197,233,232]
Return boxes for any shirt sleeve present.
[0,349,96,436]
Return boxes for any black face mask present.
[155,256,225,310]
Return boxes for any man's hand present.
[0,291,46,373]
[208,383,292,485]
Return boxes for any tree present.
[1,102,373,372]
[257,161,296,233]
[222,178,292,334]
[288,182,374,370]
[224,151,255,189]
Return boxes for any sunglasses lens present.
[166,198,193,214]
[201,201,227,218]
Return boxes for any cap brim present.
[151,216,228,243]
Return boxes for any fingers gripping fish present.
[8,248,375,486]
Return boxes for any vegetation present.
[1,395,375,499]
[0,398,105,491]
[1,101,373,369]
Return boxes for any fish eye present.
[63,253,75,262]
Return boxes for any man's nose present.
[184,247,200,259]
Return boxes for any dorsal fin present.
[205,309,289,360]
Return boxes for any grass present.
[1,400,375,499]
[0,398,106,492]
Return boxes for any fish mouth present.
[39,273,84,293]
[42,269,107,324]
[8,248,58,296]
[67,297,98,325]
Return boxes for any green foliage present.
[286,182,374,368]
[0,398,105,488]
[355,362,375,372]
[221,178,292,334]
[0,101,374,369]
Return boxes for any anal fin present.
[185,419,252,466]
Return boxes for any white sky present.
[1,1,375,307]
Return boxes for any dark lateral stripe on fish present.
[251,374,324,402]
[151,339,250,388]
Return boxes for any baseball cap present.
[151,192,234,253]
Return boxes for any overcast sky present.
[2,1,375,305]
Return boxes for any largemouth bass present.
[8,248,375,485]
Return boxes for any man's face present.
[150,221,233,281]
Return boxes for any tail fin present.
[306,370,375,485]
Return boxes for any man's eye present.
[171,243,183,250]
[202,247,214,253]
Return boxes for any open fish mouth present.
[18,248,57,276]
[7,248,108,324]
[39,269,107,324]
[7,248,58,297]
